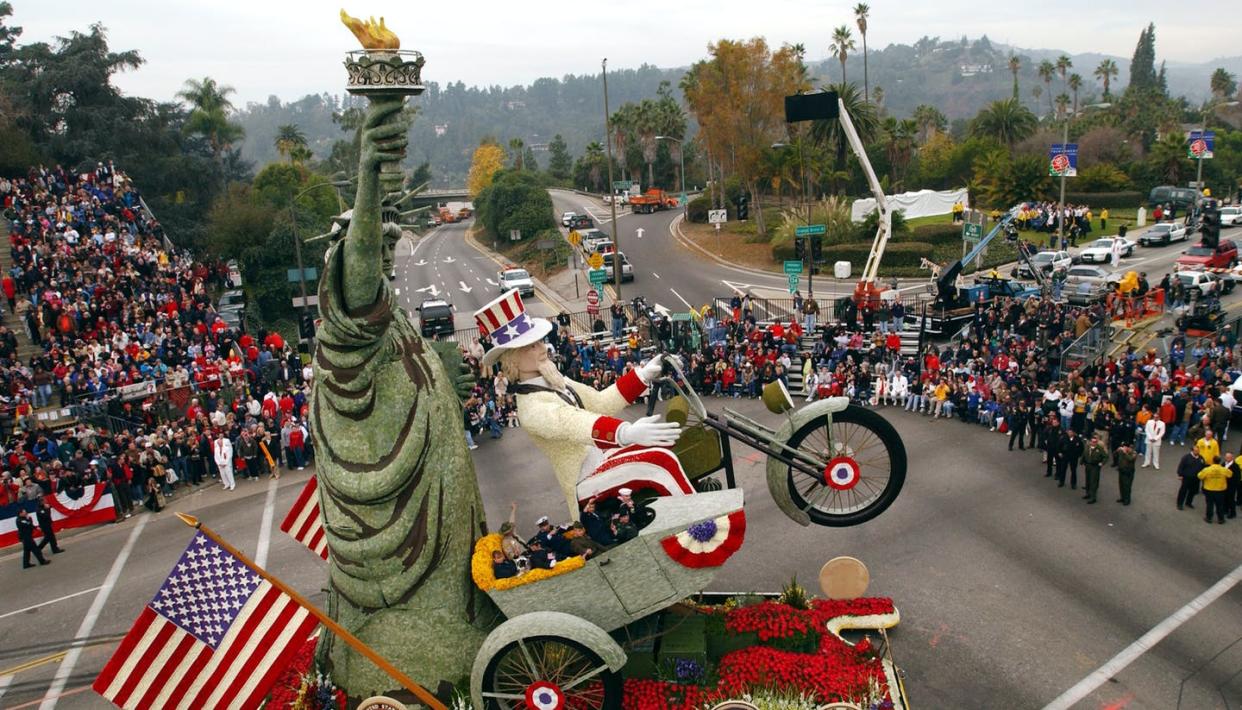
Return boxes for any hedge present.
[1063,191,1143,209]
[903,223,961,246]
[818,241,935,267]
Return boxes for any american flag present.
[92,532,318,710]
[280,475,328,560]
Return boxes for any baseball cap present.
[618,487,633,496]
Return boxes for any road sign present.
[586,289,600,306]
[962,223,983,240]
[509,229,521,241]
[536,239,556,250]
[784,260,804,275]
[707,209,727,224]
[612,180,632,190]
[286,267,318,283]
[588,252,604,269]
[787,274,799,294]
[291,295,320,308]
[567,230,581,246]
[795,224,827,237]
[679,192,688,205]
[588,268,607,285]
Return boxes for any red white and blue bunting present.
[660,510,747,569]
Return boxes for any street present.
[2,399,1240,709]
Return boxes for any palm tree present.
[1032,85,1043,113]
[274,124,308,163]
[1094,59,1118,100]
[872,86,884,111]
[1210,68,1238,100]
[1055,55,1072,84]
[829,26,855,84]
[911,104,947,143]
[969,98,1038,147]
[854,3,870,101]
[1067,74,1083,115]
[1037,60,1056,115]
[177,77,243,159]
[1055,93,1070,120]
[1008,54,1021,100]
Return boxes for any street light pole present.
[655,135,685,205]
[602,58,622,299]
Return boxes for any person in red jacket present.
[1,274,15,311]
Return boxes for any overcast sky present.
[9,0,1238,106]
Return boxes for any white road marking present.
[414,259,428,266]
[0,675,12,704]
[254,476,279,567]
[443,256,456,264]
[394,287,400,296]
[636,227,644,239]
[1042,559,1242,710]
[458,281,473,293]
[652,272,661,279]
[669,288,694,310]
[0,586,104,620]
[39,514,149,710]
[486,278,499,287]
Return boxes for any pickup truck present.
[579,229,613,255]
[602,252,634,282]
[1176,240,1238,270]
[497,267,535,297]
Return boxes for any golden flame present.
[340,9,400,50]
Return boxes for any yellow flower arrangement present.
[471,533,586,592]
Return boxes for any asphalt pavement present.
[3,399,1240,709]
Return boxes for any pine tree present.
[547,134,573,180]
[1127,23,1157,92]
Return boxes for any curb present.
[667,213,786,280]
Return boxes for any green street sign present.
[795,224,826,237]
[787,274,799,294]
[784,260,804,275]
[679,192,688,205]
[287,267,318,283]
[962,223,983,240]
[588,268,608,285]
[612,180,632,190]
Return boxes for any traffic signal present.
[794,236,806,260]
[736,193,749,220]
[299,313,316,340]
[1201,199,1221,248]
[810,234,823,261]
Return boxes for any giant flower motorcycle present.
[468,360,908,709]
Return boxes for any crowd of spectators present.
[0,164,317,525]
[1012,202,1097,246]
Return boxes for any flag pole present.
[175,512,448,710]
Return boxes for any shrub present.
[687,194,712,223]
[851,207,909,242]
[907,223,961,245]
[1063,191,1143,209]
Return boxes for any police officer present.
[35,500,63,555]
[1176,448,1203,510]
[1116,442,1138,506]
[1082,435,1108,504]
[17,508,49,569]
[1057,429,1084,489]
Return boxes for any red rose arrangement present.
[266,635,348,710]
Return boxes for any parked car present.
[1176,240,1239,270]
[1138,221,1188,246]
[560,211,577,227]
[602,252,634,282]
[417,299,455,338]
[568,214,595,230]
[1076,236,1136,263]
[1015,250,1072,278]
[1220,206,1242,227]
[497,267,535,297]
[1062,265,1123,304]
[1172,269,1233,297]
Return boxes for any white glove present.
[618,414,681,447]
[637,354,683,385]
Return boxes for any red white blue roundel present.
[525,681,564,710]
[825,456,861,490]
[660,510,746,569]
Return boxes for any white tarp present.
[850,188,970,222]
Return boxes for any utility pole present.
[1196,100,1212,191]
[799,135,813,296]
[602,58,622,299]
[1056,115,1069,246]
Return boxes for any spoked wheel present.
[480,635,622,710]
[785,405,907,527]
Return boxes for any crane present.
[933,212,1049,306]
[837,100,892,310]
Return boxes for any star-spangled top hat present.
[474,289,553,370]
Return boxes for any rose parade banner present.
[0,482,117,548]
[1188,130,1215,160]
[1049,143,1078,177]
